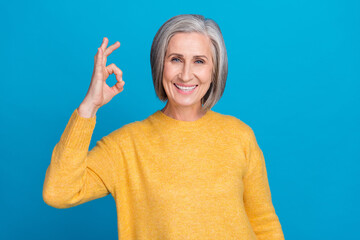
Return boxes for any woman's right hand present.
[78,37,125,118]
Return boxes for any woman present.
[43,14,285,239]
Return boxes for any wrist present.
[77,102,99,118]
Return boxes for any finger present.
[106,63,123,82]
[92,48,105,82]
[100,37,109,52]
[104,41,120,57]
[106,63,125,95]
[111,80,125,95]
[94,47,104,70]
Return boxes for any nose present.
[179,62,193,82]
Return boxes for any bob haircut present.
[150,14,228,111]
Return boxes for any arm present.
[42,37,125,208]
[243,128,285,240]
[42,108,117,208]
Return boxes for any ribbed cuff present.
[59,108,97,150]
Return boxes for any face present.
[162,32,213,111]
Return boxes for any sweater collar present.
[149,109,215,132]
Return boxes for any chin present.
[172,99,201,108]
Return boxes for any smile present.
[174,83,197,91]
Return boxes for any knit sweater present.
[43,108,285,240]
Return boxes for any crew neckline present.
[153,109,215,129]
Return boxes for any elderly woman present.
[43,14,284,239]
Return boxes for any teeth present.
[175,83,197,91]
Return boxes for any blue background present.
[1,0,359,239]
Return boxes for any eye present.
[171,57,181,62]
[195,59,204,64]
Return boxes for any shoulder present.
[103,114,156,143]
[210,111,255,139]
[104,121,142,141]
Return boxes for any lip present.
[173,83,198,95]
[173,82,198,87]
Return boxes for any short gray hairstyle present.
[150,14,228,111]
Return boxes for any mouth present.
[174,83,198,92]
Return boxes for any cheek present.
[163,62,178,82]
[197,67,213,84]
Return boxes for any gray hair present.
[150,14,228,111]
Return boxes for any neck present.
[161,101,207,121]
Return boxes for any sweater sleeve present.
[243,128,285,240]
[43,109,117,209]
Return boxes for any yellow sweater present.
[43,108,284,240]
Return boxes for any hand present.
[78,37,125,118]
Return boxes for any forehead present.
[166,32,212,56]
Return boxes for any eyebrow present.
[167,53,209,60]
